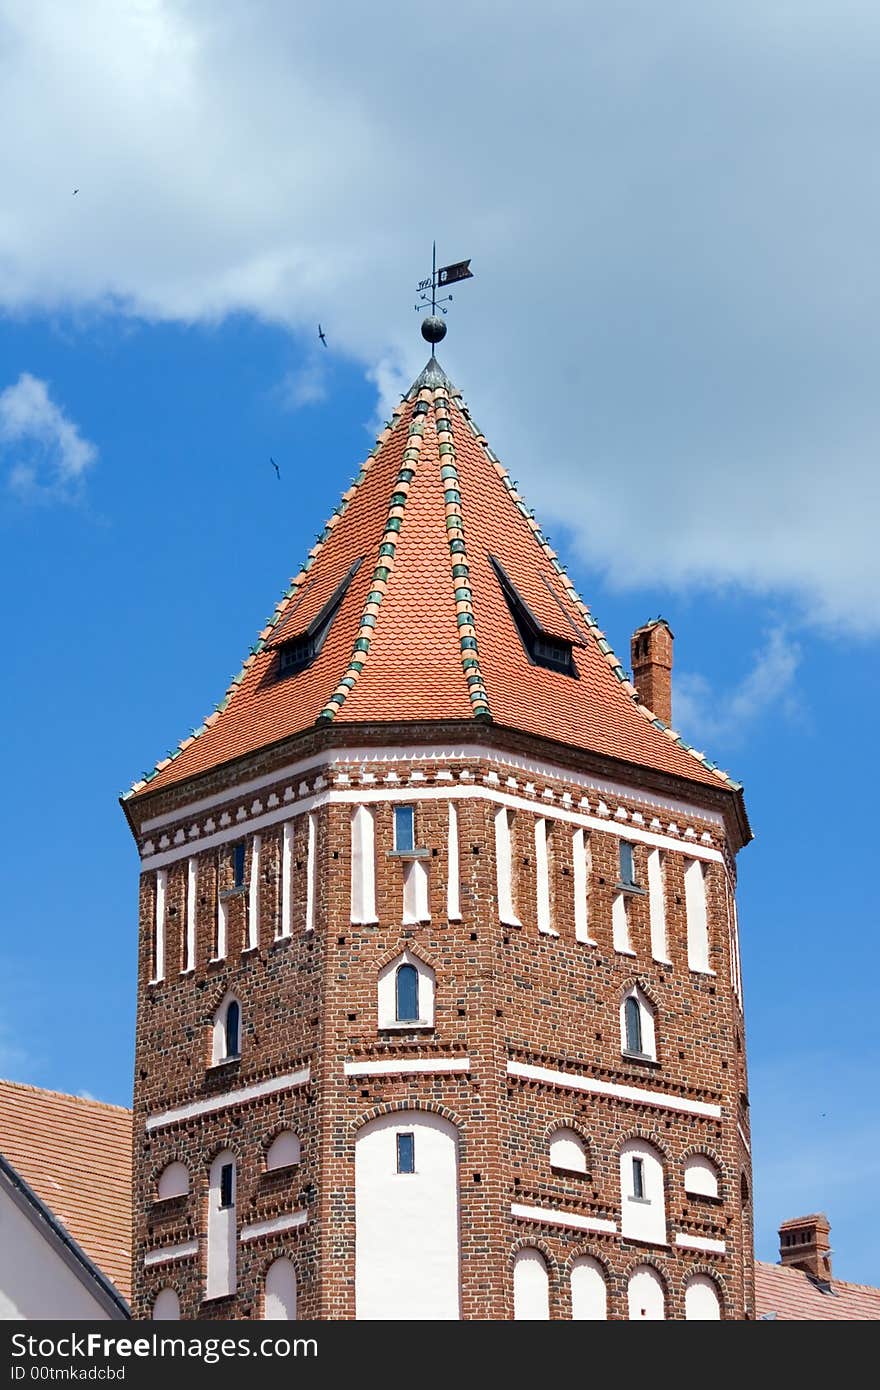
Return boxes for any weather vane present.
[415,242,474,345]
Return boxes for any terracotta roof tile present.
[0,1080,132,1301]
[127,361,744,808]
[755,1261,880,1320]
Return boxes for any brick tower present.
[122,325,754,1321]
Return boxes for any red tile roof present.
[755,1261,880,1320]
[126,362,744,810]
[0,1080,132,1302]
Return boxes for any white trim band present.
[146,1067,311,1132]
[140,743,725,834]
[240,1210,308,1243]
[343,1057,471,1078]
[511,1202,617,1235]
[144,1240,198,1268]
[675,1233,726,1254]
[507,1060,722,1118]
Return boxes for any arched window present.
[225,1000,240,1058]
[620,986,656,1061]
[264,1258,297,1320]
[685,1273,722,1320]
[513,1248,550,1320]
[151,1288,180,1320]
[378,949,435,1029]
[570,1256,607,1320]
[266,1130,301,1171]
[212,993,242,1065]
[620,1139,666,1244]
[157,1161,189,1200]
[684,1154,720,1199]
[549,1128,588,1175]
[395,963,419,1022]
[624,996,642,1054]
[627,1265,666,1320]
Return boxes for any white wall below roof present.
[628,1265,666,1320]
[570,1256,607,1320]
[0,1180,115,1320]
[355,1111,460,1320]
[513,1248,550,1320]
[685,1273,722,1320]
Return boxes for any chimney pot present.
[778,1213,832,1282]
[631,618,674,727]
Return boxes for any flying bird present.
[318,324,327,347]
[72,188,79,195]
[270,456,280,480]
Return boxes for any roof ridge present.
[432,388,491,721]
[318,395,430,720]
[0,1078,131,1115]
[446,392,741,793]
[123,403,409,798]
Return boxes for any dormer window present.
[275,556,364,678]
[489,555,577,676]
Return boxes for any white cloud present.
[1,2,880,626]
[0,372,97,500]
[674,627,801,747]
[278,359,328,411]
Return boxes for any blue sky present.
[1,1,879,1287]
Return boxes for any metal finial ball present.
[421,315,447,345]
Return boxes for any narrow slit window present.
[219,1162,235,1209]
[619,841,636,887]
[395,963,419,1022]
[625,995,643,1054]
[396,1133,415,1174]
[632,1157,645,1200]
[224,1000,240,1059]
[232,842,246,889]
[394,805,415,853]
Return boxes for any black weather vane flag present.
[415,242,474,317]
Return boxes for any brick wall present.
[128,735,753,1320]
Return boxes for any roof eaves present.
[447,390,746,801]
[123,403,409,803]
[0,1152,130,1319]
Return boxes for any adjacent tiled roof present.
[0,1080,132,1302]
[126,358,743,804]
[755,1261,880,1320]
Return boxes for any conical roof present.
[125,358,742,806]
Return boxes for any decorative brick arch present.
[147,1153,184,1189]
[351,1098,466,1134]
[542,1115,593,1150]
[562,1243,613,1278]
[683,1262,728,1316]
[373,939,440,973]
[508,1235,558,1276]
[261,1120,302,1155]
[621,1253,669,1285]
[612,1125,673,1164]
[681,1143,728,1195]
[619,975,661,1011]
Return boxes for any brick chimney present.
[631,618,674,726]
[778,1214,832,1282]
